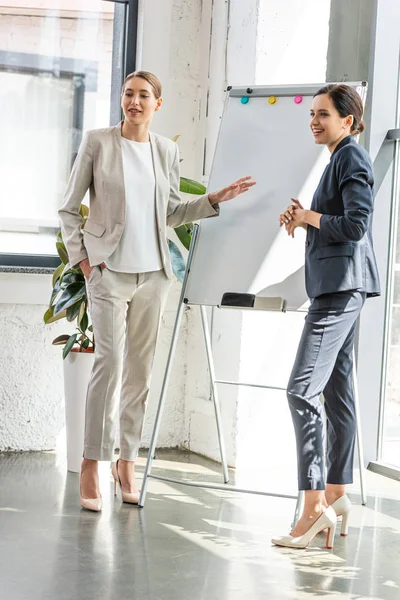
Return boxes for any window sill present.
[0,266,54,274]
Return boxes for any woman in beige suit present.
[59,70,255,511]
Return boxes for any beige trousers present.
[84,267,171,461]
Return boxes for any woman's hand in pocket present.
[80,258,92,278]
[80,259,107,278]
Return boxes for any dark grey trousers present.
[287,291,366,491]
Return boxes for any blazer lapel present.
[111,123,126,224]
[149,132,164,224]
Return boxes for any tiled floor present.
[0,449,399,600]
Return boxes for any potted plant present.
[43,204,94,472]
[44,176,205,472]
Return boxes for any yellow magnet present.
[268,96,277,105]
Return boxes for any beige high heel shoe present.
[271,506,337,549]
[331,494,352,536]
[112,459,140,505]
[79,474,102,512]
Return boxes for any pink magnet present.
[294,95,303,104]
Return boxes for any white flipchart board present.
[184,83,367,311]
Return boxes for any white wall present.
[256,0,330,85]
[138,0,209,179]
[0,302,65,451]
[0,274,70,451]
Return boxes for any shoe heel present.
[113,478,117,497]
[331,495,352,536]
[326,523,336,549]
[340,511,349,536]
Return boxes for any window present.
[382,160,400,469]
[0,0,119,267]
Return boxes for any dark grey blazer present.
[305,135,380,299]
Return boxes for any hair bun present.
[352,120,365,136]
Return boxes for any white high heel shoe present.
[111,460,140,505]
[272,506,337,549]
[331,495,352,536]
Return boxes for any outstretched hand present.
[208,176,256,205]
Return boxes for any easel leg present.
[138,300,186,507]
[200,306,230,483]
[353,349,367,505]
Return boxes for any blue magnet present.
[241,96,249,104]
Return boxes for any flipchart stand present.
[138,223,367,521]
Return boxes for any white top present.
[106,137,162,273]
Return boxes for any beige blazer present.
[59,123,218,277]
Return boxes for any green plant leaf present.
[52,334,70,346]
[63,333,78,359]
[168,239,186,282]
[180,177,206,195]
[82,338,90,349]
[56,241,69,265]
[54,282,86,315]
[79,203,89,218]
[49,279,62,307]
[62,271,84,287]
[77,301,85,324]
[174,224,193,251]
[52,261,64,287]
[57,230,63,240]
[43,306,67,324]
[88,325,93,333]
[59,265,81,286]
[66,300,84,322]
[79,311,89,333]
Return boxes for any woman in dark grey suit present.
[272,84,380,549]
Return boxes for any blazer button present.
[305,241,310,247]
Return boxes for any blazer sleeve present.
[166,144,219,228]
[319,144,374,243]
[58,132,93,268]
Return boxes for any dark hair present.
[122,70,162,99]
[314,84,365,135]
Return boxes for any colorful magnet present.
[294,95,303,104]
[268,96,277,105]
[241,96,249,104]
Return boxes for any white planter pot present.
[63,350,94,473]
